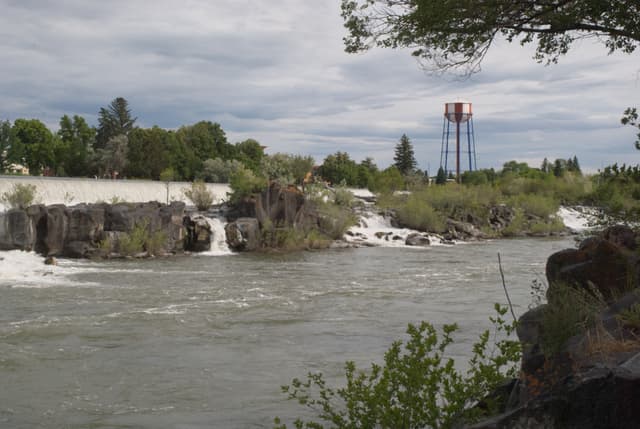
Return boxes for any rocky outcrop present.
[405,232,431,246]
[183,214,213,252]
[469,225,640,428]
[225,217,260,251]
[224,183,325,251]
[0,208,36,250]
[546,225,639,301]
[0,201,191,258]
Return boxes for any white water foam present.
[0,250,98,288]
[557,206,596,233]
[347,212,445,248]
[200,217,233,256]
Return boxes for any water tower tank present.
[444,102,473,123]
[440,102,477,182]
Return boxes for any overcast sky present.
[1,0,639,173]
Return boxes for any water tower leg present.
[456,121,461,183]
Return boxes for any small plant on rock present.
[184,180,215,211]
[1,183,39,209]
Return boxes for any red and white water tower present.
[440,101,477,182]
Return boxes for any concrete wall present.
[0,176,231,211]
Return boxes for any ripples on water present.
[0,238,574,428]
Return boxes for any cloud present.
[0,0,638,172]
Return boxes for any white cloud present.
[0,0,638,171]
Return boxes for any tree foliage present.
[393,133,417,175]
[10,119,55,176]
[275,304,520,429]
[95,97,137,149]
[0,120,12,173]
[622,107,640,149]
[341,0,640,74]
[95,134,129,177]
[57,115,95,176]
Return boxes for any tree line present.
[0,97,267,181]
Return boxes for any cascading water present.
[346,210,445,247]
[200,217,233,256]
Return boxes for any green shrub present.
[275,304,520,429]
[616,302,640,331]
[541,282,606,356]
[395,195,445,233]
[229,166,268,203]
[528,216,565,235]
[501,208,525,237]
[1,183,38,209]
[184,180,215,210]
[116,220,168,257]
[316,202,357,240]
[333,183,354,207]
[509,193,558,219]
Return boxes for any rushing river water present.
[0,237,574,428]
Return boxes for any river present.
[0,237,574,428]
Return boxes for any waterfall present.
[200,217,233,256]
[346,210,446,247]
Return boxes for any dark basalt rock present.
[546,225,640,302]
[405,232,431,246]
[0,201,190,258]
[470,226,640,428]
[225,217,260,251]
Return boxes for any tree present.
[435,166,447,185]
[541,158,551,174]
[0,120,12,173]
[95,97,137,149]
[235,139,264,172]
[10,119,55,176]
[341,0,640,75]
[95,134,128,178]
[319,151,359,185]
[57,115,95,176]
[393,133,417,175]
[176,121,234,163]
[622,107,640,149]
[126,126,172,179]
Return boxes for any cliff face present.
[0,201,203,258]
[470,225,640,429]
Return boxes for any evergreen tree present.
[540,157,551,174]
[570,156,581,174]
[95,97,137,149]
[393,134,417,175]
[435,166,447,185]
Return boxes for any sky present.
[1,0,639,173]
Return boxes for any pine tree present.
[435,166,447,185]
[571,156,581,174]
[95,97,137,149]
[393,134,417,175]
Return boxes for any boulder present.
[183,214,212,252]
[405,232,431,246]
[225,217,260,251]
[447,219,485,240]
[466,364,640,429]
[546,226,639,302]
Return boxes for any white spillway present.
[0,176,231,212]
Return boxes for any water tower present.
[440,101,477,182]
